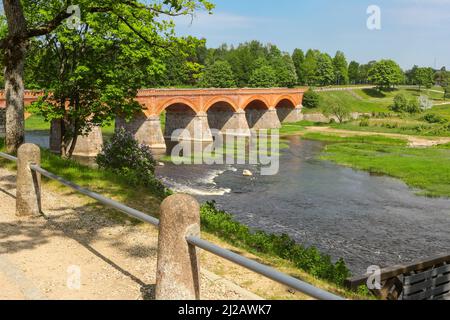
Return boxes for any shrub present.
[359,118,370,127]
[391,93,408,112]
[302,89,321,109]
[406,98,421,114]
[200,201,350,286]
[390,94,421,114]
[96,128,168,198]
[422,113,447,124]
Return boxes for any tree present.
[322,103,351,123]
[348,61,360,84]
[302,89,320,109]
[333,51,349,85]
[249,65,277,88]
[0,0,213,153]
[27,14,179,157]
[316,53,335,86]
[414,67,435,91]
[358,61,376,84]
[292,49,305,85]
[200,60,236,88]
[300,49,319,86]
[435,67,450,100]
[405,65,419,85]
[271,54,298,87]
[368,60,404,90]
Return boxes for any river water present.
[26,132,450,275]
[156,135,450,275]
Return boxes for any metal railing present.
[0,149,344,300]
[0,151,17,163]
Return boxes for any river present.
[26,132,450,275]
[156,135,450,275]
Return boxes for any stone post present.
[155,194,201,300]
[16,143,41,217]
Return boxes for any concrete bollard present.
[155,194,201,300]
[16,144,41,217]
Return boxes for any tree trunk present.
[3,0,28,153]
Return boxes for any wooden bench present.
[345,254,450,300]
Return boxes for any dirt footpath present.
[305,126,450,148]
[0,167,261,300]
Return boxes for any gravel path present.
[305,126,450,147]
[0,167,260,300]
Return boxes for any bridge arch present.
[157,97,198,115]
[274,95,297,109]
[242,96,271,110]
[204,96,238,113]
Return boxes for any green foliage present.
[249,65,278,88]
[271,54,298,87]
[322,103,351,123]
[348,61,360,84]
[391,94,421,114]
[300,49,319,85]
[303,89,321,109]
[422,113,448,124]
[201,201,350,286]
[292,49,305,85]
[368,60,404,89]
[414,67,435,90]
[18,0,213,157]
[96,129,168,198]
[200,60,236,88]
[333,51,349,85]
[316,53,335,86]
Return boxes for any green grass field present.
[303,87,448,115]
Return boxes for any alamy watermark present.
[169,124,280,176]
[366,265,382,290]
[367,5,381,30]
[67,265,81,290]
[66,5,81,29]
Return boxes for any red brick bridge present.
[1,88,306,155]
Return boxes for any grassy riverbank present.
[316,134,450,198]
[283,123,450,198]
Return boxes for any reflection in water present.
[26,131,450,275]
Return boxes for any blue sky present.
[175,0,450,70]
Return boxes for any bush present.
[391,93,408,112]
[359,118,370,127]
[390,94,421,114]
[422,113,447,124]
[200,201,350,286]
[96,128,168,198]
[302,89,320,109]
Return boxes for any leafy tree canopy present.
[368,59,404,90]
